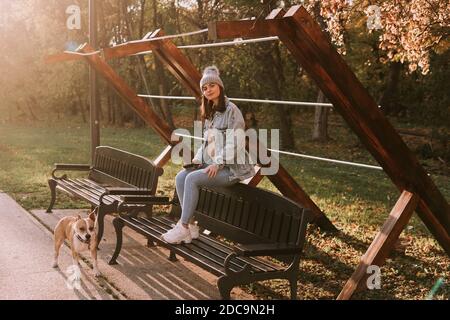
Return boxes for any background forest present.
[0,0,448,143]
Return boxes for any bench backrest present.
[89,146,163,191]
[171,183,313,263]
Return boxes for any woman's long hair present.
[200,86,226,121]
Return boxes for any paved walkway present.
[0,192,114,300]
[0,191,253,300]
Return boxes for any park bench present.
[47,146,169,244]
[108,183,313,299]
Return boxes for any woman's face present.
[202,83,220,103]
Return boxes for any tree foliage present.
[0,0,448,128]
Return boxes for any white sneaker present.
[162,223,192,244]
[171,221,200,240]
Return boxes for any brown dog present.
[52,210,100,277]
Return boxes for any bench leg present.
[217,276,233,300]
[289,277,298,300]
[168,250,178,262]
[144,206,153,219]
[96,205,108,248]
[46,179,57,213]
[147,239,156,247]
[109,218,124,265]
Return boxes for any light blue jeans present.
[175,165,238,225]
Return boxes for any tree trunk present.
[159,84,175,128]
[139,0,147,38]
[27,96,39,121]
[312,90,329,142]
[310,2,331,142]
[107,90,112,124]
[76,90,87,123]
[379,62,402,115]
[114,93,124,126]
[270,44,295,150]
[111,93,116,125]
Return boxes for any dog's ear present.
[75,215,82,220]
[88,210,96,222]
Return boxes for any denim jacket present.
[193,98,256,182]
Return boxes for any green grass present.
[0,121,448,300]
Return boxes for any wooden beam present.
[149,30,203,99]
[103,30,160,60]
[337,191,419,300]
[208,19,282,41]
[154,145,174,168]
[78,44,174,145]
[266,8,286,20]
[44,52,85,64]
[241,165,264,187]
[45,31,160,64]
[277,5,449,252]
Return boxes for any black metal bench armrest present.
[100,188,169,205]
[233,243,301,257]
[120,195,170,205]
[103,187,152,196]
[52,164,91,179]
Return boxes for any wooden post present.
[337,191,419,300]
[89,0,100,163]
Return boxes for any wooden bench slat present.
[289,215,301,244]
[214,194,225,220]
[247,202,260,233]
[65,179,119,204]
[262,208,274,239]
[270,211,283,242]
[220,194,230,222]
[120,215,230,276]
[73,178,122,203]
[239,201,250,230]
[56,181,102,206]
[233,199,244,227]
[280,213,293,243]
[78,178,109,190]
[153,216,281,272]
[225,197,234,225]
[148,216,274,272]
[67,179,108,196]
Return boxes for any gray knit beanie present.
[200,66,224,90]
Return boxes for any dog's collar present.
[76,234,91,245]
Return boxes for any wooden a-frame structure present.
[46,5,449,299]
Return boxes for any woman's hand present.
[203,164,220,178]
